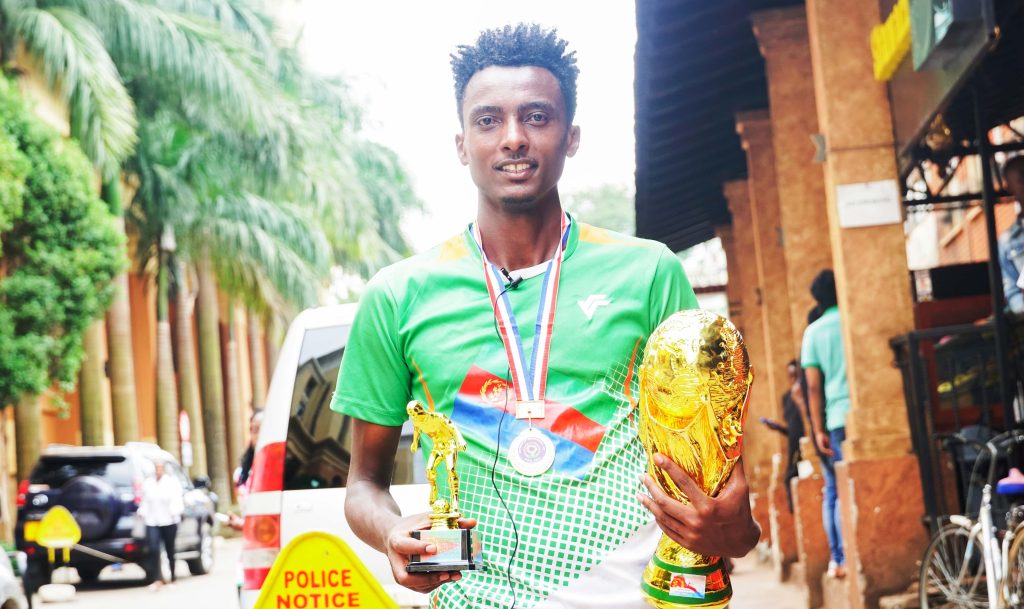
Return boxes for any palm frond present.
[60,0,284,136]
[7,5,137,175]
[178,194,328,309]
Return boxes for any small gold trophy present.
[405,401,483,572]
[638,310,752,609]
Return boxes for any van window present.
[283,325,424,490]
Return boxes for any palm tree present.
[127,102,331,498]
[1,0,302,451]
[173,259,206,477]
[5,1,420,500]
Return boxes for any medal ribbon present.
[472,213,570,405]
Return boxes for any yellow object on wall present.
[871,0,912,81]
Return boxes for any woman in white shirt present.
[138,461,184,588]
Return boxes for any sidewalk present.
[729,553,805,609]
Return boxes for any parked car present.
[239,304,429,609]
[15,443,217,594]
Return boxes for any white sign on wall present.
[836,179,903,229]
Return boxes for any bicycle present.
[919,430,1024,609]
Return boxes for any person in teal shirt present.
[801,269,850,578]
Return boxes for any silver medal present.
[508,427,555,476]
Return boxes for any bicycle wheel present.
[1005,526,1024,607]
[920,523,989,609]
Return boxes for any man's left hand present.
[638,454,761,558]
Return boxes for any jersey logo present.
[452,366,607,479]
[577,294,611,320]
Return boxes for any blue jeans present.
[821,427,846,566]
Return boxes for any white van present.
[239,304,429,609]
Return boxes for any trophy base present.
[641,545,731,609]
[407,528,484,573]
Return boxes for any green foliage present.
[118,3,420,311]
[1,0,137,177]
[0,128,30,250]
[4,0,420,318]
[563,183,636,236]
[0,78,125,407]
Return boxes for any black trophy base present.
[407,528,483,573]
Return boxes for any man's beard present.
[499,193,540,213]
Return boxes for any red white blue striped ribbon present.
[472,213,570,404]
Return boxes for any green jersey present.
[332,217,698,608]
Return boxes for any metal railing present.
[891,318,1024,532]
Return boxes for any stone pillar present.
[768,453,797,580]
[735,111,795,433]
[792,450,829,609]
[715,225,743,327]
[752,7,834,356]
[735,112,800,578]
[723,180,774,548]
[806,1,928,607]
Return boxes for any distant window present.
[31,456,135,488]
[283,325,424,491]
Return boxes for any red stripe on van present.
[250,441,285,493]
[243,567,271,590]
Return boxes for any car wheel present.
[187,521,214,576]
[76,566,101,584]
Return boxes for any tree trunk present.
[266,314,282,374]
[224,304,245,483]
[107,216,139,444]
[0,411,14,540]
[79,320,107,446]
[248,309,268,409]
[155,254,180,457]
[196,262,231,503]
[175,261,207,478]
[15,394,40,481]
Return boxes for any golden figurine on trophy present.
[405,400,483,572]
[638,310,752,609]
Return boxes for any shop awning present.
[634,0,802,252]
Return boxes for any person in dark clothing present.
[761,360,807,512]
[236,410,264,487]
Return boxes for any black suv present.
[15,443,218,592]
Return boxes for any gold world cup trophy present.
[405,401,483,572]
[638,310,752,609]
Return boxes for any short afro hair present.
[810,269,837,310]
[451,24,579,125]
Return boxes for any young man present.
[331,25,759,609]
[801,270,848,579]
[999,156,1024,314]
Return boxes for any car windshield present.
[30,456,135,488]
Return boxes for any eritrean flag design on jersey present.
[451,365,606,479]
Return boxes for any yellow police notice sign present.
[36,506,82,549]
[254,532,399,609]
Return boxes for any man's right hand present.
[815,430,834,457]
[385,512,478,594]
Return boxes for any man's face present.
[787,364,799,383]
[456,66,580,211]
[1008,169,1024,205]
